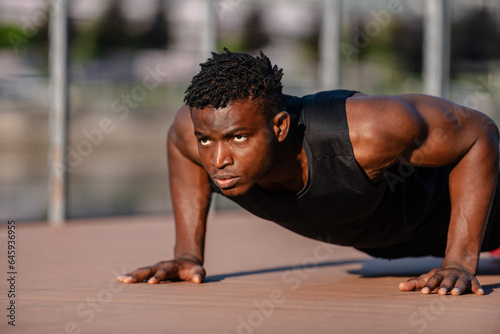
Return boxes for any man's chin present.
[219,185,251,197]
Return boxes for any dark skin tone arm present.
[117,105,210,284]
[346,93,499,295]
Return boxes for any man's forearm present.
[168,128,212,265]
[172,193,211,264]
[444,130,499,273]
[170,168,212,263]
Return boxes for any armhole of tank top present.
[343,92,386,188]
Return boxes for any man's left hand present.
[398,266,484,295]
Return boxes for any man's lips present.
[212,176,240,189]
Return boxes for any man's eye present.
[233,135,247,143]
[198,138,211,146]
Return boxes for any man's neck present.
[256,135,308,195]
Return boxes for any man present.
[117,48,500,295]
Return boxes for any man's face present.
[191,100,277,197]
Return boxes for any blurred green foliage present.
[0,25,25,49]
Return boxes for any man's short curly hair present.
[184,48,284,120]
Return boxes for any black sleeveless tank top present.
[210,90,454,257]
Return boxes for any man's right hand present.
[116,257,206,284]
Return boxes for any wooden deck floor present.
[1,209,500,334]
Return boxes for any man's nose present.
[211,143,233,169]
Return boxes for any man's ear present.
[272,111,290,143]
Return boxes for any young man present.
[117,49,500,295]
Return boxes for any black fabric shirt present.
[209,90,499,258]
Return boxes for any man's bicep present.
[402,95,497,167]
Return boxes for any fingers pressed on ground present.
[189,265,206,284]
[470,279,485,295]
[148,262,179,284]
[191,274,203,284]
[421,287,431,294]
[399,268,483,296]
[398,279,418,291]
[116,275,134,283]
[147,277,159,284]
[447,277,466,295]
[148,267,167,284]
[438,275,458,295]
[135,269,158,283]
[423,275,443,293]
[117,266,155,284]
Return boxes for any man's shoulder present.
[346,94,426,142]
[168,105,201,164]
[345,94,431,141]
[345,94,428,177]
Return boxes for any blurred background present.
[1,0,499,222]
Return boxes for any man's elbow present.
[480,117,500,168]
[487,118,500,145]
